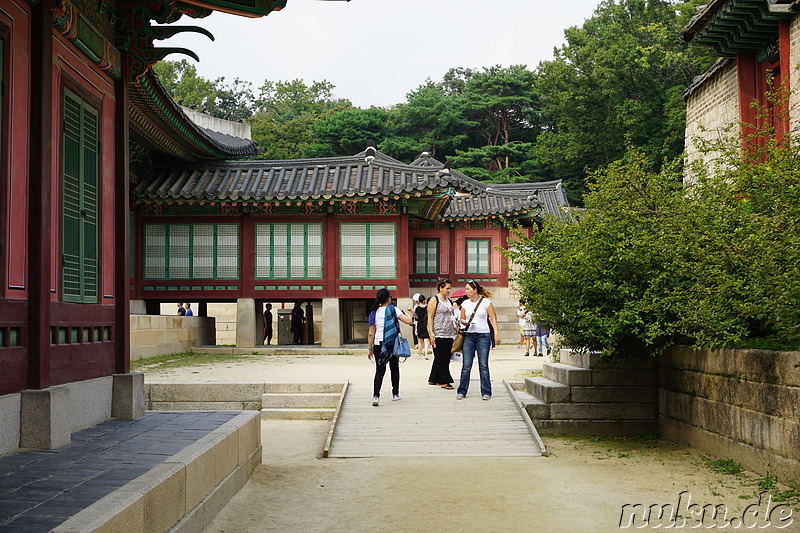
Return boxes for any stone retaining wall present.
[659,345,800,483]
[130,315,215,360]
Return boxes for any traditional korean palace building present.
[682,0,800,170]
[0,0,568,453]
[130,110,567,346]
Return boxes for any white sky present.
[165,0,603,109]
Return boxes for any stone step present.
[548,402,657,420]
[570,386,657,403]
[262,382,344,394]
[543,363,591,386]
[513,391,550,420]
[530,419,658,437]
[261,392,340,409]
[525,377,570,403]
[261,408,336,420]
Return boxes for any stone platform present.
[0,410,260,533]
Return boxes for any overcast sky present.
[166,0,603,109]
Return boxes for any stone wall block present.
[590,369,656,387]
[20,387,71,449]
[112,373,145,420]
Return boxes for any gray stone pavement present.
[0,411,238,532]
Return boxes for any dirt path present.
[142,349,787,532]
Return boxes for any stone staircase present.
[510,349,658,436]
[261,382,346,420]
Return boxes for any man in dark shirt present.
[263,303,273,345]
[290,302,305,344]
[177,303,186,316]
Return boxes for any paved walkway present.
[327,378,543,458]
[0,411,238,532]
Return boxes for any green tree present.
[248,79,351,160]
[534,0,716,205]
[381,80,470,162]
[304,107,391,157]
[152,59,218,112]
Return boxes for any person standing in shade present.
[263,303,273,346]
[534,318,551,357]
[410,293,420,350]
[415,294,431,360]
[290,302,305,344]
[457,280,501,400]
[367,288,413,406]
[177,303,186,316]
[184,303,193,316]
[427,278,456,389]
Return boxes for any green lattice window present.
[62,89,99,303]
[255,223,322,279]
[144,223,239,279]
[414,239,439,274]
[340,223,396,279]
[466,239,490,274]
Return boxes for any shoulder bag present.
[390,306,412,362]
[451,297,483,354]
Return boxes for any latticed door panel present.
[62,90,99,303]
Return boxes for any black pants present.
[373,342,399,397]
[428,337,454,385]
[291,323,302,344]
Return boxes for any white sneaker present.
[482,395,491,401]
[392,394,401,401]
[372,396,379,406]
[456,394,465,400]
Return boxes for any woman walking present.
[517,300,536,357]
[415,294,431,359]
[427,278,457,389]
[457,280,501,400]
[368,288,413,406]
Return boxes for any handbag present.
[451,297,483,354]
[394,335,411,361]
[390,306,412,362]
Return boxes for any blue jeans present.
[458,332,491,397]
[536,334,550,354]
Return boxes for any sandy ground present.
[141,347,796,533]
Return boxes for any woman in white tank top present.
[456,280,501,400]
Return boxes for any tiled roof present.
[129,69,259,161]
[485,180,569,219]
[132,148,568,220]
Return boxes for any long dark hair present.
[370,288,391,313]
[436,277,451,290]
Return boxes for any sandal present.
[429,382,439,386]
[441,384,454,390]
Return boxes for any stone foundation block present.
[570,386,657,403]
[261,392,340,408]
[549,402,657,420]
[535,419,658,437]
[0,393,21,455]
[20,387,71,449]
[112,373,145,420]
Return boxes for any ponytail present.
[370,288,391,313]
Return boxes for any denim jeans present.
[458,332,491,397]
[536,334,550,354]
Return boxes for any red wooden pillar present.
[27,3,53,389]
[737,53,758,144]
[240,214,254,296]
[114,70,130,374]
[324,213,338,296]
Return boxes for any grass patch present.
[526,369,543,378]
[704,457,744,476]
[131,352,254,371]
[732,336,800,352]
[545,433,668,458]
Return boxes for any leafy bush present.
[504,118,800,358]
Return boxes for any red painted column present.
[27,3,53,389]
[114,71,130,374]
[736,53,758,148]
[324,213,338,297]
[240,214,254,298]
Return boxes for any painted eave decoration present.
[682,0,797,56]
[130,69,259,161]
[177,0,287,17]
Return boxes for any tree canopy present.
[152,0,717,202]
